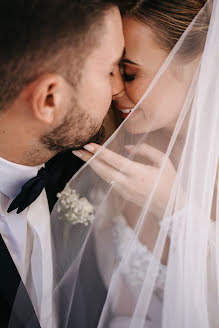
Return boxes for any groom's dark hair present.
[0,0,124,110]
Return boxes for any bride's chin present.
[124,120,154,135]
[123,110,155,135]
[124,117,171,135]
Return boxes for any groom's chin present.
[41,124,106,155]
[86,125,106,145]
[70,125,106,152]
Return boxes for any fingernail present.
[72,151,83,158]
[84,144,95,152]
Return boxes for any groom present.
[0,0,124,327]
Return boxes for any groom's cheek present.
[79,74,112,122]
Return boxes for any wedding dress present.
[99,210,217,328]
[106,215,166,328]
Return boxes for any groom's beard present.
[74,124,105,150]
[40,101,106,153]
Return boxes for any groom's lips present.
[115,105,133,120]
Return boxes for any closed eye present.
[122,72,136,82]
[120,63,136,82]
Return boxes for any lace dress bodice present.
[100,215,166,328]
[112,216,166,297]
[95,206,217,328]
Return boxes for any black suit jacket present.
[0,151,107,327]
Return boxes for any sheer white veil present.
[10,0,219,327]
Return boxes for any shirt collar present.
[0,156,39,199]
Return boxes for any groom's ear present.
[27,74,62,125]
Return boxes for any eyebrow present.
[122,58,140,66]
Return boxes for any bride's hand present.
[73,143,176,218]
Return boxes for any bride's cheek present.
[125,78,151,105]
[124,83,141,104]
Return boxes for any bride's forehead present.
[123,17,166,67]
[123,17,157,48]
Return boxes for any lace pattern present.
[112,216,166,295]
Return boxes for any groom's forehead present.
[91,8,124,64]
[88,38,124,70]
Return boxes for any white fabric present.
[101,215,165,328]
[0,156,54,328]
[98,210,217,328]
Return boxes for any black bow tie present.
[7,167,50,214]
[7,150,82,214]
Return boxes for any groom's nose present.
[111,65,124,98]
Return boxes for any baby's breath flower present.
[56,185,95,226]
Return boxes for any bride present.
[69,0,218,327]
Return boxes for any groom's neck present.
[0,136,54,166]
[0,102,57,166]
[0,124,55,167]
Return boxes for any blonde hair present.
[122,0,209,56]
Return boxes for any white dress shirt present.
[0,156,54,327]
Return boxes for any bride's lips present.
[115,105,134,120]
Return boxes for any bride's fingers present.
[90,159,128,186]
[83,143,134,173]
[125,144,166,168]
[73,149,127,185]
[72,149,93,161]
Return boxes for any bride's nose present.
[111,65,124,99]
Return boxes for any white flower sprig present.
[57,186,95,226]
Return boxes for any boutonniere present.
[57,185,95,226]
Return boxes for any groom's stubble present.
[40,93,106,153]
